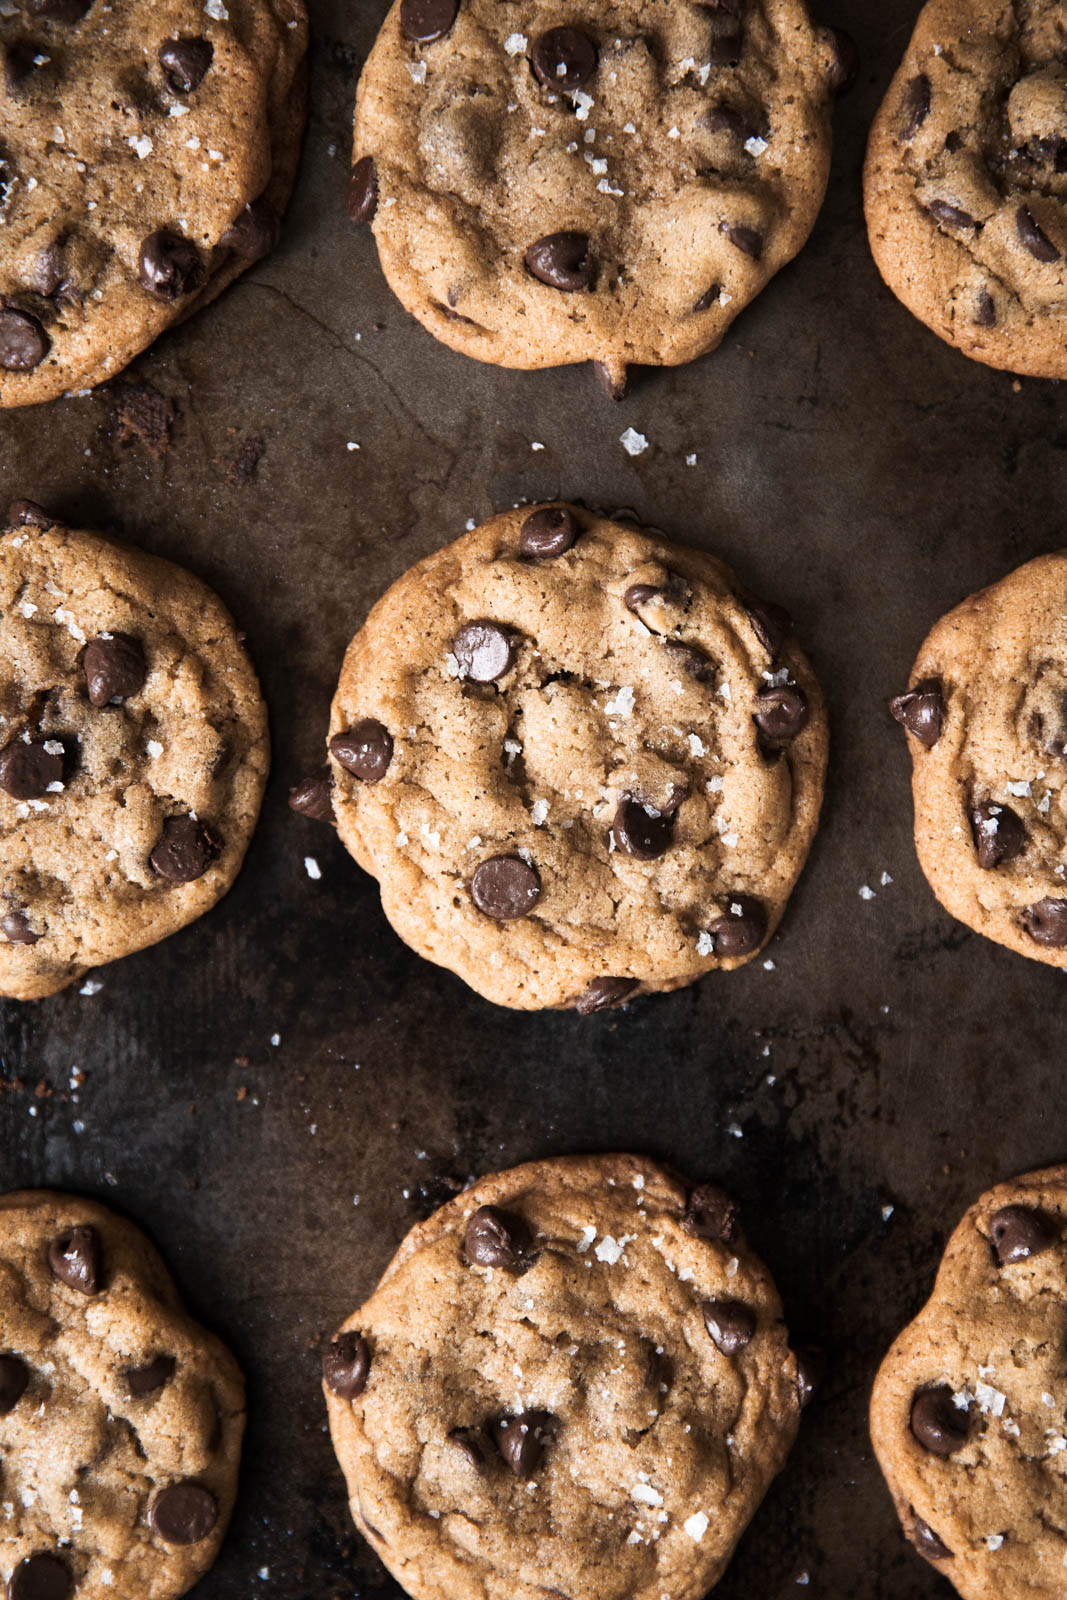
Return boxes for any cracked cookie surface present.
[891,550,1067,967]
[865,0,1067,377]
[0,0,308,407]
[327,504,827,1012]
[0,512,269,1000]
[324,1153,804,1600]
[870,1166,1067,1600]
[350,0,845,391]
[0,1188,244,1600]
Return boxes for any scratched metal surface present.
[0,0,1065,1596]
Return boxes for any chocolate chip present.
[663,639,716,683]
[625,583,660,610]
[400,0,457,43]
[7,1554,70,1600]
[926,199,976,230]
[525,233,595,291]
[158,35,213,93]
[0,308,48,373]
[219,197,280,262]
[794,1345,825,1408]
[720,221,762,259]
[2,911,39,945]
[705,896,767,957]
[703,1299,756,1354]
[149,816,219,883]
[746,597,792,657]
[448,1427,486,1468]
[289,770,334,821]
[826,27,860,93]
[471,855,541,920]
[900,73,931,139]
[0,738,64,801]
[974,287,996,326]
[6,499,55,530]
[910,1386,969,1455]
[1023,897,1067,946]
[910,1512,952,1562]
[990,1204,1058,1264]
[754,684,808,746]
[703,101,756,138]
[530,26,597,90]
[138,231,204,302]
[48,1225,100,1295]
[520,506,579,559]
[348,157,378,224]
[83,633,145,707]
[693,283,722,312]
[683,1183,739,1241]
[888,678,943,746]
[329,720,394,783]
[0,1354,29,1414]
[1017,205,1060,262]
[612,796,676,860]
[30,242,66,298]
[970,801,1026,870]
[322,1331,370,1399]
[464,1205,524,1268]
[574,976,637,1014]
[495,1412,549,1476]
[126,1354,176,1397]
[150,1482,218,1545]
[452,621,514,682]
[593,360,627,400]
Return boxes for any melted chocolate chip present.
[990,1204,1058,1264]
[703,1299,756,1354]
[746,597,792,657]
[48,1225,100,1295]
[83,633,145,707]
[624,583,660,611]
[329,720,394,782]
[1023,897,1067,946]
[219,197,280,262]
[138,231,204,302]
[720,221,762,258]
[158,35,213,94]
[663,639,716,683]
[826,27,860,93]
[150,1482,219,1545]
[683,1183,739,1241]
[693,283,722,313]
[448,1427,486,1469]
[495,1411,549,1476]
[2,911,39,945]
[974,287,996,326]
[348,157,378,224]
[0,308,49,373]
[888,677,943,746]
[471,855,540,920]
[794,1345,825,1408]
[288,770,334,821]
[1017,205,1060,262]
[400,0,458,44]
[520,505,579,559]
[910,1386,969,1455]
[126,1354,176,1397]
[705,896,767,957]
[612,796,676,859]
[970,801,1026,870]
[0,1354,29,1414]
[464,1205,525,1268]
[900,73,931,139]
[7,1554,70,1600]
[149,816,220,883]
[910,1512,952,1562]
[452,621,514,682]
[322,1331,370,1398]
[574,976,637,1015]
[530,26,597,89]
[525,233,595,291]
[754,684,808,746]
[6,499,55,530]
[926,199,976,231]
[0,738,64,801]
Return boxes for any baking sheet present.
[2,0,1065,1594]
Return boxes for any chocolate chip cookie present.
[890,551,1067,967]
[865,0,1067,377]
[350,0,851,394]
[0,0,308,408]
[327,504,827,1011]
[0,505,269,1000]
[324,1153,808,1600]
[871,1166,1067,1599]
[0,1188,244,1600]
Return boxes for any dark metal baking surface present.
[1,1,1064,1595]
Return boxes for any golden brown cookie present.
[324,1153,808,1600]
[871,1166,1067,1599]
[327,504,828,1012]
[0,1188,244,1600]
[0,503,269,1000]
[891,550,1067,966]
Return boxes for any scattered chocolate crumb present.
[226,434,266,487]
[111,381,177,458]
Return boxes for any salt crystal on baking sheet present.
[620,428,648,456]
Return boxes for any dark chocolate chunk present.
[0,1354,29,1414]
[530,26,597,90]
[926,199,975,230]
[525,233,595,291]
[150,1482,219,1545]
[158,35,213,93]
[910,1512,952,1562]
[754,684,808,745]
[452,621,514,682]
[7,1554,70,1600]
[83,633,145,707]
[990,1204,1058,1264]
[149,816,219,883]
[683,1183,739,1241]
[625,583,660,610]
[219,196,280,262]
[970,801,1026,870]
[1017,205,1060,262]
[720,221,762,258]
[24,0,90,18]
[138,231,204,302]
[495,1411,549,1476]
[900,73,931,139]
[520,505,579,559]
[126,1354,177,1397]
[663,639,716,682]
[0,738,64,801]
[974,287,996,326]
[0,308,48,373]
[6,499,55,530]
[574,977,637,1014]
[348,157,378,224]
[693,283,722,312]
[1,911,39,945]
[889,678,943,746]
[593,360,627,400]
[794,1345,826,1408]
[288,770,334,821]
[910,1386,969,1455]
[48,1225,100,1295]
[471,856,540,920]
[705,896,767,957]
[400,0,458,44]
[1024,897,1067,946]
[464,1205,524,1268]
[612,796,676,860]
[746,597,792,657]
[702,1299,756,1354]
[329,720,394,782]
[322,1331,370,1399]
[826,27,860,93]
